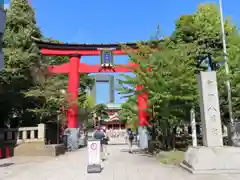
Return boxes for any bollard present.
[62,135,68,150]
[0,146,10,159]
[5,147,10,158]
[87,139,102,173]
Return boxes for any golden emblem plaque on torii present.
[99,48,114,68]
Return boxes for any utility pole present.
[219,0,234,145]
[219,0,233,123]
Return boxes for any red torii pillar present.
[67,54,80,129]
[137,84,149,126]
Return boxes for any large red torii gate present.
[33,38,150,130]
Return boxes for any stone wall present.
[0,123,45,144]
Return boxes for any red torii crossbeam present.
[48,62,136,74]
[33,37,150,130]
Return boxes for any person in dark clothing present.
[101,127,109,155]
[126,128,134,153]
[93,127,109,155]
[93,127,105,141]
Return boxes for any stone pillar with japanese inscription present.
[181,71,240,174]
[197,71,223,147]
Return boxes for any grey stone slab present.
[87,164,102,173]
[182,146,240,174]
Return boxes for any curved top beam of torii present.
[32,37,160,56]
[32,37,157,74]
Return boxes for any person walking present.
[101,127,109,155]
[92,127,105,152]
[126,128,134,153]
[92,127,109,155]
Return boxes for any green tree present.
[0,0,42,127]
[25,73,94,124]
[118,95,138,130]
[92,104,108,119]
[120,40,197,149]
[24,75,68,123]
[25,36,94,124]
[91,104,108,126]
[25,56,94,124]
[118,3,239,149]
[173,3,239,125]
[227,30,240,120]
[0,0,94,127]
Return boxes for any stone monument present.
[181,71,240,174]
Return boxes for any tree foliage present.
[119,95,138,130]
[0,0,94,127]
[92,104,108,120]
[25,53,94,124]
[119,40,197,148]
[90,103,108,127]
[172,4,239,123]
[118,3,240,149]
[0,0,42,127]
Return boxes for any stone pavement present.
[0,144,240,180]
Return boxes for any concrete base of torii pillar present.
[138,126,149,150]
[65,128,79,151]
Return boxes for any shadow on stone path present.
[0,144,240,180]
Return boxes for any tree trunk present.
[171,130,176,150]
[151,124,156,140]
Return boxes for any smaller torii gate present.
[33,37,150,149]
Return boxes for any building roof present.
[106,103,121,110]
[103,111,120,122]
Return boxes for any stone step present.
[14,142,65,157]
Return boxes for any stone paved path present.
[0,144,240,180]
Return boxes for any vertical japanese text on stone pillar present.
[197,71,223,147]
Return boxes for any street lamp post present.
[219,0,234,145]
[218,0,233,123]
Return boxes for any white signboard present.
[88,140,101,165]
[197,71,223,147]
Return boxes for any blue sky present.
[5,0,240,104]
